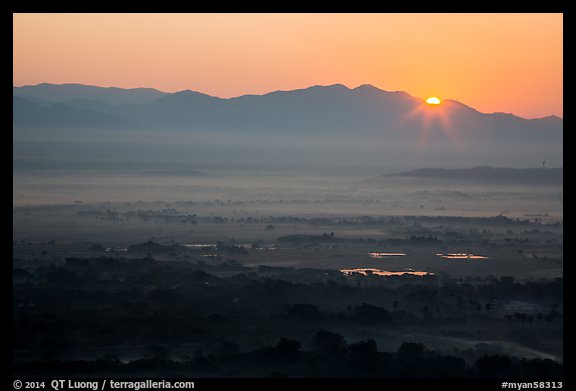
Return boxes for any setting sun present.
[426,97,441,105]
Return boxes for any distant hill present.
[13,83,563,169]
[13,96,135,129]
[13,83,563,136]
[13,83,168,106]
[385,166,563,184]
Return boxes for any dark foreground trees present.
[14,336,562,378]
[13,256,563,378]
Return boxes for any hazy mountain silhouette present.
[12,83,563,169]
[13,83,168,106]
[13,96,134,129]
[385,166,563,184]
[13,83,561,135]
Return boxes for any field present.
[12,167,563,377]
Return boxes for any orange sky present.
[13,13,563,119]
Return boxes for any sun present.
[426,97,441,105]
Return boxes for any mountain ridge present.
[384,166,563,184]
[13,83,169,106]
[13,82,562,121]
[13,83,562,169]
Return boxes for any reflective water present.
[368,252,406,258]
[436,253,488,260]
[340,268,434,276]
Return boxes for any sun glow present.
[394,95,461,149]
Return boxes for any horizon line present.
[13,81,563,120]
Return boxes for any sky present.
[13,13,563,119]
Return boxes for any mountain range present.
[13,83,563,169]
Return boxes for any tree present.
[218,341,240,357]
[314,330,347,355]
[276,338,301,356]
[353,303,390,322]
[146,344,170,360]
[476,355,521,377]
[348,339,377,356]
[519,358,563,379]
[287,303,322,320]
[396,342,427,360]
